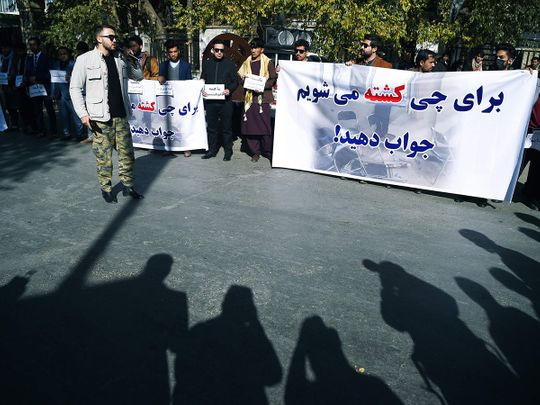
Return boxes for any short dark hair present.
[495,43,516,60]
[76,41,89,53]
[57,46,71,56]
[250,38,265,49]
[128,35,143,46]
[94,24,116,38]
[293,39,309,50]
[164,39,180,50]
[415,49,436,66]
[364,34,381,50]
[211,39,227,48]
[27,36,41,45]
[532,56,540,62]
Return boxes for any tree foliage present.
[171,0,540,61]
[41,0,167,50]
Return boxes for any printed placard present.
[203,84,225,100]
[128,79,143,94]
[0,72,8,85]
[28,84,47,98]
[155,82,174,96]
[50,70,67,84]
[15,75,23,88]
[243,74,265,93]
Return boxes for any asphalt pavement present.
[0,131,539,404]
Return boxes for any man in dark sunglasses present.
[70,24,144,203]
[200,39,238,160]
[293,39,310,62]
[358,34,392,69]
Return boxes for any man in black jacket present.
[200,40,238,161]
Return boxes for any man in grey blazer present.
[70,24,144,203]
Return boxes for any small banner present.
[273,62,538,202]
[128,79,208,152]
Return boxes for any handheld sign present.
[128,79,143,94]
[155,82,174,96]
[203,84,225,100]
[28,84,47,98]
[50,70,67,84]
[243,74,265,93]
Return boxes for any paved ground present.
[0,131,539,404]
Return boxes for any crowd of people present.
[0,28,539,207]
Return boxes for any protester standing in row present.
[410,50,436,72]
[238,38,277,162]
[128,35,159,80]
[24,37,57,137]
[158,39,192,157]
[0,42,18,131]
[200,39,238,161]
[52,47,84,141]
[70,24,144,203]
[358,34,392,68]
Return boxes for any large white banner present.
[273,62,538,201]
[128,80,208,152]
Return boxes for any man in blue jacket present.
[158,39,192,157]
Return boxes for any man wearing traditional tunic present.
[238,38,277,162]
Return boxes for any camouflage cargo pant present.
[91,118,134,192]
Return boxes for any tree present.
[39,0,169,50]
[171,0,540,61]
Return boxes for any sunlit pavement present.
[1,130,539,404]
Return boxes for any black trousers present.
[31,96,57,134]
[523,148,540,199]
[205,101,233,155]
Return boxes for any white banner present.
[128,80,208,152]
[273,62,538,201]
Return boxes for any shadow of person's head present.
[459,229,497,253]
[140,253,174,284]
[221,285,257,323]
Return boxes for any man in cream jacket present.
[70,24,144,203]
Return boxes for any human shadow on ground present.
[173,285,282,405]
[364,259,527,405]
[0,148,179,404]
[0,253,187,405]
[459,229,540,319]
[515,212,540,228]
[456,276,540,403]
[284,315,403,405]
[0,131,76,190]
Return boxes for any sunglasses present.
[100,35,118,42]
[295,49,306,54]
[361,43,371,48]
[213,48,224,53]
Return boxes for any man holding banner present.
[70,24,144,204]
[200,39,238,161]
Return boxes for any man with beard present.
[410,49,436,73]
[70,24,144,203]
[128,35,159,80]
[358,34,392,68]
[200,39,238,161]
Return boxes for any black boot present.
[122,186,144,200]
[102,190,118,203]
